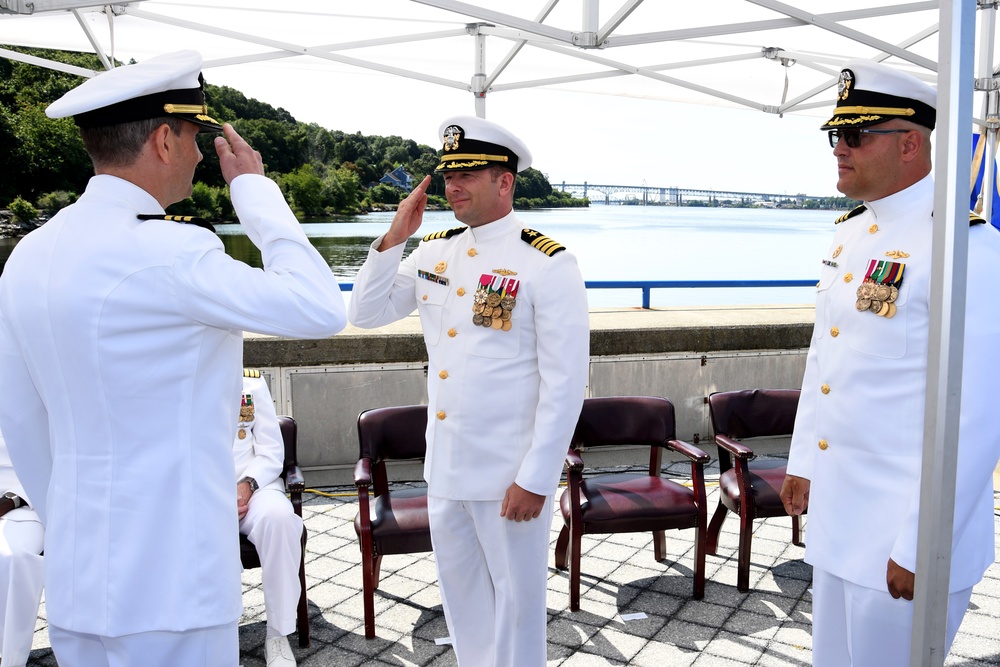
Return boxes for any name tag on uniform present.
[418,269,449,286]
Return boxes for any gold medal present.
[500,310,511,321]
[501,319,513,332]
[486,292,502,307]
[493,306,504,317]
[491,317,503,330]
[500,296,516,310]
[874,284,890,301]
[435,261,447,273]
[473,302,485,315]
[877,301,890,317]
[885,303,897,319]
[888,285,899,302]
[472,313,484,326]
[869,299,883,314]
[856,298,871,311]
[237,428,247,440]
[482,316,492,327]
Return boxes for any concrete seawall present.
[243,304,816,485]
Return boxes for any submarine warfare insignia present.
[137,213,215,233]
[884,250,909,259]
[855,259,904,319]
[493,268,518,276]
[521,228,566,256]
[473,274,518,331]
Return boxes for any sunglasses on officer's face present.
[827,128,913,149]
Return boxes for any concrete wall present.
[244,305,815,486]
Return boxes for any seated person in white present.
[0,430,44,667]
[235,370,302,667]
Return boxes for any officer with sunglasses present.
[780,59,1000,664]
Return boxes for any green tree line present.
[0,47,587,224]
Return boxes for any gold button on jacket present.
[821,384,830,394]
[830,327,839,337]
[818,439,829,450]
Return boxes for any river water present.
[0,205,839,308]
[216,205,837,308]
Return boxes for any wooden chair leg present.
[706,500,728,555]
[652,530,666,561]
[791,514,804,547]
[736,510,753,593]
[371,553,383,591]
[569,523,582,612]
[296,544,309,647]
[693,525,706,600]
[554,525,570,571]
[362,550,377,639]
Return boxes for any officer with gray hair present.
[0,50,346,666]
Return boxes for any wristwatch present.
[2,491,23,509]
[238,477,258,494]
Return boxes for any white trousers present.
[0,510,44,667]
[812,567,972,666]
[49,621,238,667]
[239,488,302,636]
[428,495,553,667]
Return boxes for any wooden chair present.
[239,415,310,647]
[354,405,433,639]
[554,396,710,611]
[706,389,804,592]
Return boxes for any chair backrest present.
[357,405,428,463]
[708,389,800,440]
[277,415,297,470]
[572,396,676,449]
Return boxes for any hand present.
[500,483,545,522]
[887,558,915,601]
[236,481,253,520]
[378,175,432,251]
[779,474,810,516]
[215,123,265,184]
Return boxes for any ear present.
[149,123,173,165]
[497,170,516,197]
[899,129,924,163]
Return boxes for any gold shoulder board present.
[520,228,566,256]
[422,227,468,242]
[137,213,216,234]
[835,204,867,224]
[970,212,987,226]
[243,368,261,378]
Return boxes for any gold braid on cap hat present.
[832,105,916,117]
[164,103,209,114]
[439,153,509,163]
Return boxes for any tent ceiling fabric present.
[0,0,986,121]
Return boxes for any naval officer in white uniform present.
[780,60,1000,664]
[349,117,589,667]
[0,50,346,666]
[0,431,43,667]
[234,370,302,667]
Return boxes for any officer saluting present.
[350,116,589,667]
[0,50,346,666]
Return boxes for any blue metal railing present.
[340,279,818,310]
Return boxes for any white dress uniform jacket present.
[0,433,44,667]
[0,173,346,637]
[349,211,589,500]
[234,373,285,495]
[787,174,1000,592]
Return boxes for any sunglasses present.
[828,128,912,148]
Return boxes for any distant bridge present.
[557,182,829,206]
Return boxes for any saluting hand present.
[215,123,265,185]
[378,175,432,251]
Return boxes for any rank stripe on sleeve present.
[243,368,261,378]
[422,227,468,242]
[970,212,987,226]
[835,204,866,224]
[521,228,566,256]
[137,213,216,233]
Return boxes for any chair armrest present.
[284,465,305,493]
[354,458,373,487]
[564,446,584,472]
[667,439,711,464]
[714,434,756,461]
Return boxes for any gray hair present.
[80,117,186,170]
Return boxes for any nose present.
[832,136,849,157]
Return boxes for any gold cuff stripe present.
[439,153,509,163]
[164,103,209,114]
[833,105,915,116]
[530,237,565,255]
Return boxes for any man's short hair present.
[80,117,186,169]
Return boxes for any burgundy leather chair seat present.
[716,460,787,518]
[560,474,698,532]
[354,488,432,555]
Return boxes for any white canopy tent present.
[0,2,995,663]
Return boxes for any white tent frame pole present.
[911,0,975,664]
[483,0,561,91]
[596,0,644,44]
[746,0,938,71]
[473,25,487,117]
[70,7,112,70]
[410,0,575,44]
[0,45,95,76]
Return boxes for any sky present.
[0,0,983,199]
